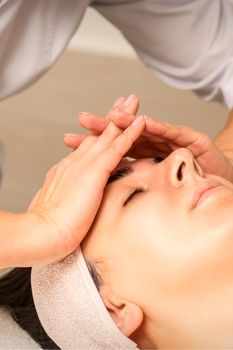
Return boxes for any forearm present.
[0,211,35,269]
[214,108,233,163]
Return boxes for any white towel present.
[31,248,139,350]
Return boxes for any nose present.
[165,148,203,188]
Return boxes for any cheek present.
[113,204,179,290]
[115,202,233,300]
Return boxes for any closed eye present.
[123,187,145,206]
[107,166,133,186]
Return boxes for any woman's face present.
[83,148,233,348]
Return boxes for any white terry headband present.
[31,247,139,350]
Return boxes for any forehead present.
[114,157,134,170]
[113,157,152,172]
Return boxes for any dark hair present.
[0,268,59,349]
[86,260,101,291]
[0,264,101,349]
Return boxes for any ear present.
[104,294,144,337]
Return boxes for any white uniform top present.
[0,0,233,109]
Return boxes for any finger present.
[65,122,123,163]
[107,94,140,128]
[54,122,124,188]
[100,115,145,171]
[78,96,125,135]
[109,109,136,129]
[126,141,173,159]
[57,135,98,171]
[70,134,98,158]
[79,109,135,133]
[77,97,126,134]
[144,117,210,157]
[64,133,86,149]
[90,121,122,154]
[110,96,126,109]
[78,95,139,134]
[108,94,139,115]
[78,112,108,134]
[144,117,193,142]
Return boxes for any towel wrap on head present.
[31,248,139,350]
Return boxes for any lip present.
[191,180,226,210]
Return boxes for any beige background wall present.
[0,8,228,213]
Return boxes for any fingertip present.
[80,114,108,133]
[78,112,95,129]
[112,96,126,107]
[111,95,139,115]
[64,134,79,148]
[124,94,137,106]
[109,95,138,113]
[78,111,91,121]
[63,140,77,149]
[132,115,145,127]
[63,134,86,149]
[143,115,152,122]
[64,133,78,139]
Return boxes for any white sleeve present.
[93,0,233,110]
[0,0,88,101]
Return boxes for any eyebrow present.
[106,166,134,186]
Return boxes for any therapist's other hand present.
[140,118,233,183]
[26,117,145,266]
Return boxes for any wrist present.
[0,211,54,268]
[0,211,30,268]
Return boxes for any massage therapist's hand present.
[64,95,139,148]
[0,117,145,269]
[65,96,233,183]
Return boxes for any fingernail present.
[124,94,136,106]
[111,107,122,113]
[113,96,125,107]
[79,112,90,117]
[64,133,76,138]
[132,115,144,126]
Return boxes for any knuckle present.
[199,132,210,145]
[91,140,105,154]
[46,164,58,178]
[59,155,73,168]
[77,134,97,152]
[200,131,209,140]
